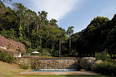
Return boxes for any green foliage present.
[0,29,18,41]
[92,61,116,75]
[71,16,116,56]
[52,50,59,57]
[0,29,7,37]
[19,64,29,69]
[95,51,111,62]
[22,40,31,48]
[104,28,116,54]
[27,48,37,53]
[67,26,74,36]
[0,2,68,56]
[40,48,52,56]
[0,51,15,63]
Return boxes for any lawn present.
[23,75,115,77]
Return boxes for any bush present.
[95,51,111,62]
[19,64,29,69]
[92,61,116,75]
[40,48,52,56]
[52,50,59,57]
[0,51,15,63]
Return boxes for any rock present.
[80,69,86,71]
[80,57,96,69]
[91,60,103,71]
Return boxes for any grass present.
[0,61,115,77]
[0,61,24,77]
[23,75,116,77]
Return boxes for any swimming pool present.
[32,69,78,72]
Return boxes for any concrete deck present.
[18,69,100,75]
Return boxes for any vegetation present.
[71,16,116,57]
[0,51,15,63]
[67,26,74,55]
[0,1,67,56]
[23,76,116,77]
[19,64,29,69]
[92,61,116,75]
[95,51,111,62]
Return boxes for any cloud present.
[31,0,79,20]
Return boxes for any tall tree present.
[38,11,48,29]
[24,9,36,38]
[67,26,74,55]
[13,3,26,40]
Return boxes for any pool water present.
[32,69,78,72]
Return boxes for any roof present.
[31,51,39,54]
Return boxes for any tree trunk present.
[19,16,21,34]
[51,43,55,52]
[59,39,61,57]
[69,36,71,55]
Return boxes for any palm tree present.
[67,26,74,55]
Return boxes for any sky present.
[4,0,116,33]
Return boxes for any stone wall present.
[16,57,81,70]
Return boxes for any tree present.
[104,28,116,55]
[0,1,5,18]
[67,26,74,55]
[58,28,66,57]
[38,11,48,29]
[13,3,26,40]
[1,8,19,30]
[24,9,37,38]
[49,19,58,27]
[0,0,12,18]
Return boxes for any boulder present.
[91,60,103,71]
[80,69,86,71]
[80,57,96,69]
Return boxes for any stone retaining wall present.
[16,57,82,70]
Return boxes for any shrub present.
[22,40,31,48]
[95,51,111,62]
[0,51,15,63]
[27,48,38,54]
[92,61,116,75]
[52,50,59,57]
[40,48,52,56]
[19,64,29,69]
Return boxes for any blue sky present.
[4,0,116,33]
